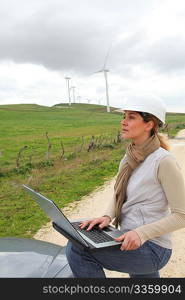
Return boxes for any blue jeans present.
[66,240,172,278]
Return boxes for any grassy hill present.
[0,103,185,238]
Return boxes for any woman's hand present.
[115,230,142,251]
[79,216,111,231]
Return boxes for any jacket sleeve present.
[133,155,185,245]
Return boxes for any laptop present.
[22,184,124,251]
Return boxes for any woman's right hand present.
[79,216,111,231]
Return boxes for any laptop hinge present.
[52,222,92,251]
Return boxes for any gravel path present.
[34,130,185,277]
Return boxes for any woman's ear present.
[145,120,154,132]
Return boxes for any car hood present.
[0,237,73,278]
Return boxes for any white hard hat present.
[121,93,167,123]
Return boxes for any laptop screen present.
[22,185,89,247]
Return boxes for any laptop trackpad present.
[103,226,122,238]
[107,231,122,238]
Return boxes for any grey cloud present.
[0,0,120,74]
[108,31,148,72]
[145,36,185,73]
[0,0,184,77]
[108,34,185,76]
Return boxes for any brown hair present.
[137,111,170,151]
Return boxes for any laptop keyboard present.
[72,222,114,244]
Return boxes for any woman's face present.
[121,110,153,144]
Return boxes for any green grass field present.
[0,103,185,238]
[0,103,122,170]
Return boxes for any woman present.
[66,94,185,278]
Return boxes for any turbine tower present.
[95,44,112,113]
[65,76,71,106]
[70,86,76,103]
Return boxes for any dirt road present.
[34,130,185,277]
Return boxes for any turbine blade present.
[103,42,113,69]
[94,70,103,73]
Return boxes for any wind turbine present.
[98,97,103,105]
[77,95,81,103]
[65,76,71,106]
[70,86,76,103]
[95,44,112,113]
[87,98,93,104]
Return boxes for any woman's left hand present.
[115,230,142,251]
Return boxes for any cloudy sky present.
[1,0,185,112]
